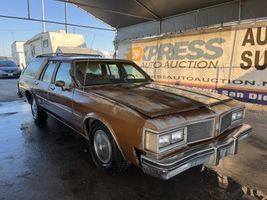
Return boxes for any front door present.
[48,62,74,126]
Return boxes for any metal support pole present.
[64,1,68,33]
[27,0,31,19]
[227,0,242,86]
[238,0,242,24]
[41,0,46,32]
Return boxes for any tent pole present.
[65,1,68,33]
[41,0,46,32]
[27,0,31,19]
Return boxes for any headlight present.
[171,130,184,143]
[145,128,186,153]
[159,134,171,148]
[232,110,244,122]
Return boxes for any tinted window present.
[55,62,72,87]
[41,61,57,83]
[23,60,43,78]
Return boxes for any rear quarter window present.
[23,60,44,79]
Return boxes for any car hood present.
[85,82,231,118]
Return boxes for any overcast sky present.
[0,0,115,56]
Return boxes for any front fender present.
[83,112,126,159]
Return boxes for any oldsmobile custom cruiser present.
[17,53,252,180]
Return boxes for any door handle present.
[34,81,39,85]
[50,86,55,90]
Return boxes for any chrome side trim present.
[36,94,73,114]
[35,94,47,101]
[45,111,88,140]
[47,99,72,113]
[83,113,126,159]
[73,112,83,118]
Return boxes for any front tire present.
[31,96,47,124]
[89,121,130,175]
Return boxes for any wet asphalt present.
[0,79,266,200]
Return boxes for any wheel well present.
[25,90,33,104]
[84,116,126,159]
[84,117,100,134]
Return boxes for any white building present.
[11,41,26,69]
[24,31,87,63]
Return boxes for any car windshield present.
[0,61,17,67]
[75,61,150,86]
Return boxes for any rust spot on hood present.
[84,82,230,118]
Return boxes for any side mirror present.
[55,80,65,88]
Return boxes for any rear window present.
[23,60,44,78]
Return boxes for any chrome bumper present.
[141,124,252,180]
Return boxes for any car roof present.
[36,53,134,63]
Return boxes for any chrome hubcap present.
[31,99,38,119]
[93,130,112,164]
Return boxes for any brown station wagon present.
[17,53,252,180]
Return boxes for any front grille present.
[220,112,232,133]
[3,70,16,73]
[187,119,214,143]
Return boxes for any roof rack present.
[36,53,102,58]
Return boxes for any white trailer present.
[24,31,86,63]
[11,41,26,69]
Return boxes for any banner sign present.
[118,22,267,105]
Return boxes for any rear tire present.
[31,96,47,124]
[89,121,130,175]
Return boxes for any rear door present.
[47,62,74,126]
[34,61,58,110]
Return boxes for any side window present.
[23,60,44,78]
[42,39,49,48]
[41,61,57,83]
[55,62,72,88]
[123,64,146,79]
[107,64,120,79]
[75,62,102,86]
[86,63,102,75]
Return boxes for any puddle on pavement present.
[214,170,267,200]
